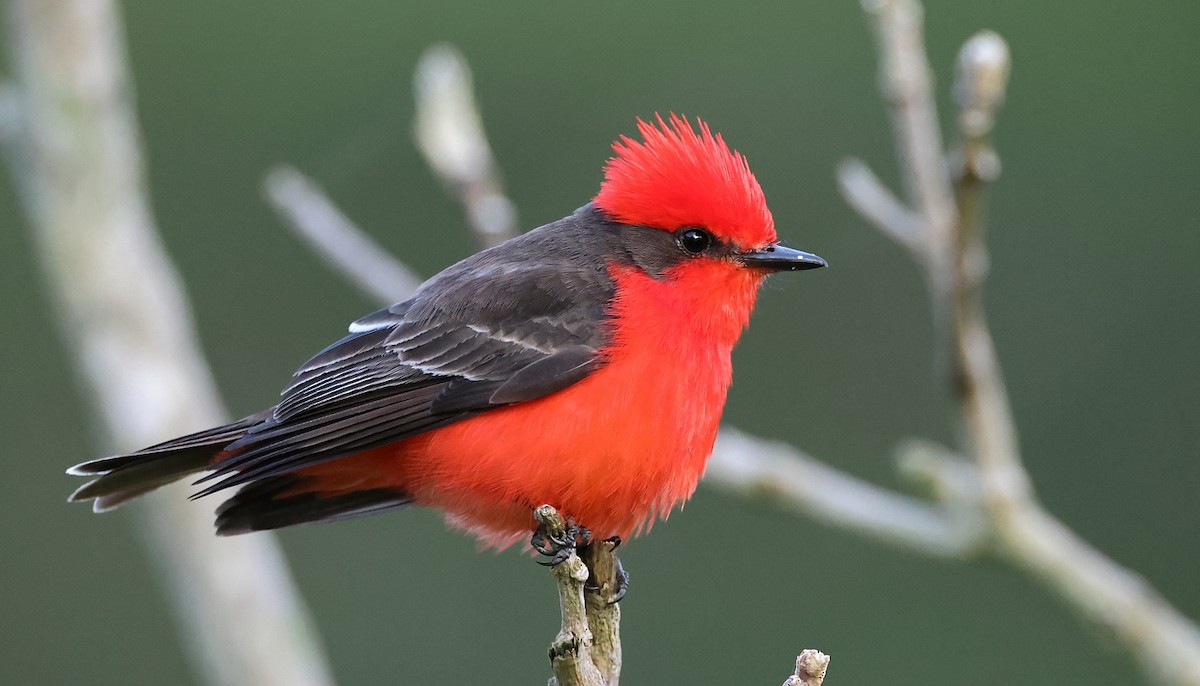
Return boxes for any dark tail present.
[212,474,411,536]
[69,410,412,533]
[68,413,268,512]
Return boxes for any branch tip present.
[954,30,1011,139]
[782,649,830,686]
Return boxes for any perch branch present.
[1,2,333,685]
[414,43,517,248]
[579,540,623,686]
[537,506,609,686]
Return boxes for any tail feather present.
[69,410,412,533]
[72,450,213,511]
[68,413,267,512]
[213,474,411,535]
[92,482,186,512]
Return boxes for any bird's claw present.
[581,536,630,604]
[609,555,630,604]
[530,518,592,567]
[535,548,573,567]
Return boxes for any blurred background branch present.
[836,2,1200,685]
[705,429,984,558]
[414,43,517,249]
[0,2,333,685]
[264,165,423,303]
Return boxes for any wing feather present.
[199,216,617,494]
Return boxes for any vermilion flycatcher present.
[69,114,825,553]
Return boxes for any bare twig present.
[781,650,831,686]
[859,0,958,284]
[998,506,1200,686]
[949,31,1200,686]
[1,2,333,685]
[836,158,924,259]
[945,32,1027,505]
[264,164,423,303]
[706,429,983,558]
[952,31,1007,189]
[845,5,1200,683]
[414,43,517,248]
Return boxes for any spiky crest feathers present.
[593,114,776,250]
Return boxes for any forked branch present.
[837,2,1200,684]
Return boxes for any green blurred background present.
[2,1,1197,684]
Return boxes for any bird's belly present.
[386,346,732,547]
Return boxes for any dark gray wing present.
[194,214,616,496]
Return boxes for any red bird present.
[69,114,825,552]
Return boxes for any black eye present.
[679,228,712,254]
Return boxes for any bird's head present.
[593,114,826,279]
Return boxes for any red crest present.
[594,114,776,249]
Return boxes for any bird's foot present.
[582,536,630,604]
[530,509,592,567]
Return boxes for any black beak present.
[742,244,828,271]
